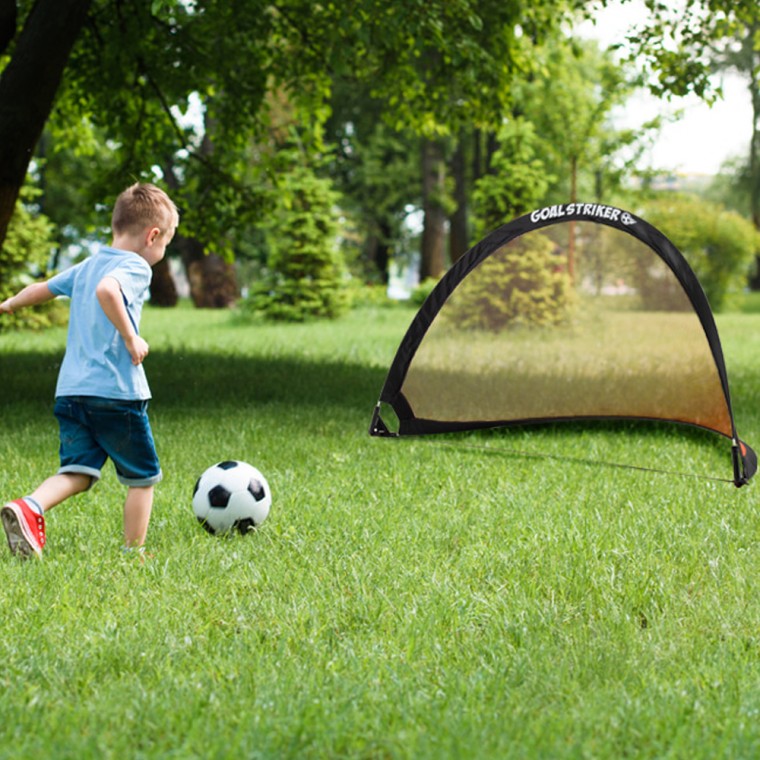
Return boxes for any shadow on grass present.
[435,419,736,479]
[0,347,389,414]
[1,347,746,483]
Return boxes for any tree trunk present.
[162,118,239,307]
[175,234,239,308]
[420,138,446,281]
[0,0,91,249]
[449,131,469,263]
[364,235,381,281]
[149,256,179,307]
[746,29,760,288]
[567,154,578,283]
[750,30,760,231]
[473,128,484,182]
[0,0,17,55]
[486,130,499,175]
[366,220,392,284]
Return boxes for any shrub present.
[245,165,348,322]
[0,187,66,332]
[346,282,401,309]
[410,277,439,307]
[446,232,574,330]
[641,195,760,311]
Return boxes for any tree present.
[261,0,592,281]
[626,1,760,225]
[469,118,553,241]
[35,122,116,264]
[246,159,348,321]
[448,127,470,263]
[520,39,636,200]
[516,36,651,278]
[2,0,592,303]
[623,1,760,289]
[0,0,92,247]
[419,138,449,280]
[394,3,576,280]
[324,81,421,284]
[324,2,596,280]
[707,15,760,284]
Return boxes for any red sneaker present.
[1,499,46,559]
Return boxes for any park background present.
[2,0,760,757]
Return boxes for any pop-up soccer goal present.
[371,203,756,487]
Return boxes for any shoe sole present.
[1,506,41,559]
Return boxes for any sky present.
[578,1,753,176]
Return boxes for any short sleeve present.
[47,263,80,297]
[109,256,152,305]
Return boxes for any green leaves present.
[0,184,63,332]
[471,118,553,239]
[625,0,760,102]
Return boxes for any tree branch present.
[138,62,266,216]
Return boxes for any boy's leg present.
[31,473,93,511]
[3,397,105,558]
[2,473,91,559]
[100,401,160,551]
[123,485,154,548]
[73,398,160,551]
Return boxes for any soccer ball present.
[192,460,271,535]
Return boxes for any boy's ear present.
[146,226,162,245]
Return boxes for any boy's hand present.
[0,298,13,314]
[124,334,150,365]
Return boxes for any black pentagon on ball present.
[248,478,266,502]
[208,484,232,508]
[192,477,201,497]
[218,460,239,470]
[235,518,257,534]
[197,517,217,535]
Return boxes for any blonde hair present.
[112,183,179,238]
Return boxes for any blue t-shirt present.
[48,246,153,400]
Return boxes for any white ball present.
[192,460,271,535]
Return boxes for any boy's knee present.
[66,473,94,493]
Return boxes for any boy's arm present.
[95,275,150,366]
[0,282,56,314]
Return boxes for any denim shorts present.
[54,396,162,487]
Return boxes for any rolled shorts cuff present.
[116,469,163,488]
[58,465,101,488]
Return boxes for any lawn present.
[1,302,760,758]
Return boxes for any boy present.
[0,182,179,559]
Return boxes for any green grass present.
[2,303,760,758]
